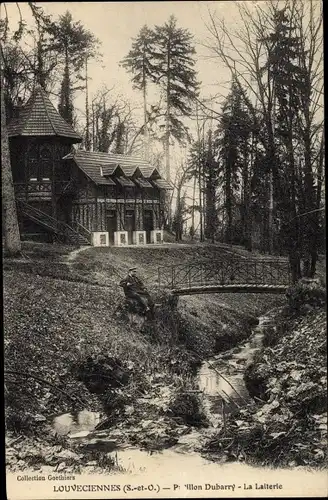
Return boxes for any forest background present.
[1,1,324,281]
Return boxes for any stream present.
[52,312,277,474]
[197,313,275,426]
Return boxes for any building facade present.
[8,87,171,246]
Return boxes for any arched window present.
[39,145,52,180]
[28,145,39,181]
[27,144,52,181]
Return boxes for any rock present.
[57,450,81,460]
[68,430,91,439]
[125,405,135,415]
[140,420,154,429]
[175,425,190,436]
[34,414,47,422]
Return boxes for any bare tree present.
[292,0,324,275]
[204,0,323,272]
[1,46,21,255]
[204,3,278,252]
[171,161,193,241]
[1,4,24,255]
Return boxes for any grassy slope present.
[4,242,286,471]
[4,242,286,416]
[69,244,291,358]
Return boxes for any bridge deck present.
[171,284,288,295]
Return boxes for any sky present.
[35,1,237,105]
[6,1,244,128]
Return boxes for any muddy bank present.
[6,301,281,477]
[4,304,301,476]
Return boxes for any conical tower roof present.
[7,86,82,143]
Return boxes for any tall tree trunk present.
[143,67,149,161]
[267,123,275,253]
[115,121,125,154]
[165,43,171,182]
[246,133,253,251]
[310,133,325,275]
[195,104,204,242]
[316,133,324,213]
[95,105,100,150]
[59,47,73,125]
[225,158,232,245]
[205,129,216,243]
[198,163,204,242]
[85,55,91,151]
[268,169,274,253]
[175,185,181,242]
[289,167,301,283]
[163,43,172,230]
[191,175,196,239]
[1,48,21,255]
[36,36,46,89]
[267,72,275,255]
[302,122,317,277]
[91,100,95,151]
[241,142,252,251]
[205,180,216,243]
[288,94,301,282]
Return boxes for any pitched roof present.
[101,163,121,176]
[98,152,161,178]
[101,164,142,178]
[152,179,173,190]
[63,150,165,184]
[7,86,82,142]
[134,178,153,188]
[115,176,135,187]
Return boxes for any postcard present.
[3,1,326,499]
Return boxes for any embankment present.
[205,278,327,468]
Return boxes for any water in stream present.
[197,313,275,426]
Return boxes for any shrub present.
[286,278,326,315]
[167,390,208,428]
[244,355,271,402]
[262,325,278,347]
[72,355,130,395]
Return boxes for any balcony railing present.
[14,180,75,199]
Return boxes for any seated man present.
[119,268,154,315]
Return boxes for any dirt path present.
[65,246,90,264]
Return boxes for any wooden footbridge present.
[157,258,292,295]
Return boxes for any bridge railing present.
[157,258,293,290]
